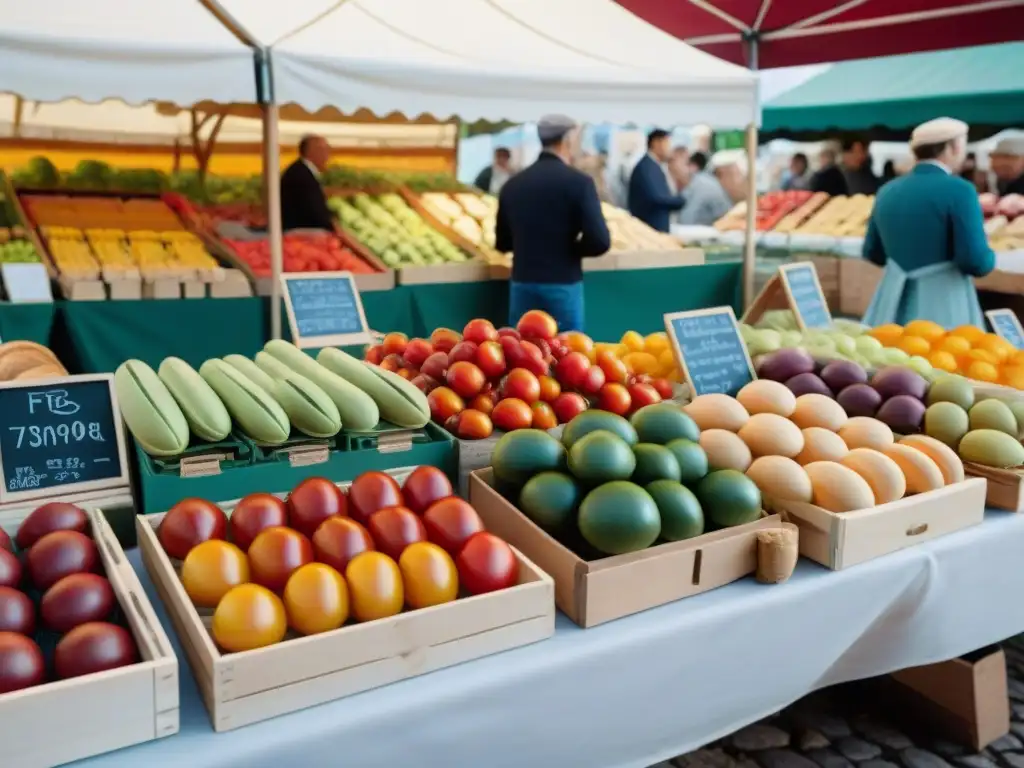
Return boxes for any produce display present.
[790,194,873,237]
[601,203,687,252]
[0,502,139,694]
[363,312,674,441]
[156,470,519,652]
[0,341,68,382]
[329,193,472,269]
[715,191,820,233]
[114,342,430,457]
[0,191,41,264]
[223,232,377,277]
[985,212,1024,252]
[419,191,500,257]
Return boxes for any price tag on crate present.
[664,306,755,397]
[281,271,371,349]
[0,374,129,503]
[779,262,832,330]
[986,309,1024,350]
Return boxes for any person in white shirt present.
[668,147,734,226]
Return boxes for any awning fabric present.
[217,0,758,127]
[761,43,1024,142]
[614,0,1024,69]
[0,0,257,106]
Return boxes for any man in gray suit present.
[668,147,733,226]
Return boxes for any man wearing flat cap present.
[494,115,611,332]
[991,138,1024,197]
[861,117,994,328]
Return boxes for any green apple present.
[882,348,910,365]
[907,355,933,377]
[855,335,884,354]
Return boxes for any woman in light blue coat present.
[862,117,995,329]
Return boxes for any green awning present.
[762,43,1024,142]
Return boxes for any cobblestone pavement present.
[652,638,1024,768]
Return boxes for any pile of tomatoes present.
[365,310,674,441]
[158,467,517,653]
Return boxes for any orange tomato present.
[538,375,561,402]
[869,324,903,345]
[596,351,629,384]
[623,352,659,376]
[212,584,287,652]
[597,382,632,416]
[949,324,984,344]
[283,563,349,635]
[620,330,645,352]
[927,350,959,373]
[967,360,999,382]
[530,401,558,430]
[346,552,404,622]
[1001,366,1024,390]
[446,409,494,440]
[399,542,458,610]
[976,334,1014,362]
[963,348,999,365]
[896,336,930,356]
[937,335,971,355]
[903,320,945,343]
[491,398,534,431]
[181,540,249,608]
[565,331,594,355]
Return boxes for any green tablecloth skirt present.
[0,263,742,373]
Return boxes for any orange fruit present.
[967,360,999,382]
[904,320,945,343]
[1011,350,1024,367]
[620,330,645,352]
[1000,366,1024,390]
[643,332,670,354]
[937,335,971,355]
[869,324,904,346]
[657,348,677,375]
[949,325,984,344]
[896,336,930,356]
[927,350,958,373]
[622,351,659,376]
[963,348,999,365]
[565,331,594,355]
[976,334,1014,362]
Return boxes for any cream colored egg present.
[699,429,753,472]
[684,393,750,432]
[804,461,877,513]
[795,428,849,465]
[838,416,894,451]
[736,380,797,417]
[883,444,944,494]
[840,448,906,504]
[898,434,964,485]
[737,412,804,458]
[746,455,812,503]
[791,393,848,431]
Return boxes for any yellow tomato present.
[903,320,945,343]
[1001,366,1024,390]
[345,551,404,622]
[1012,350,1024,367]
[283,563,349,636]
[399,542,458,609]
[963,348,999,365]
[927,350,959,373]
[643,332,669,354]
[565,331,594,355]
[657,349,677,375]
[967,360,999,383]
[212,584,287,652]
[620,330,645,352]
[623,352,659,375]
[181,540,249,608]
[896,335,930,356]
[937,335,971,355]
[869,324,903,345]
[949,324,985,344]
[976,334,1014,362]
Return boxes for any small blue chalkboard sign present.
[281,271,371,349]
[987,309,1024,350]
[664,307,755,397]
[0,374,129,503]
[780,263,832,330]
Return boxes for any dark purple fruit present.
[0,587,34,635]
[15,502,87,550]
[0,529,11,552]
[0,549,21,589]
[0,632,45,693]
[42,573,115,632]
[26,531,98,591]
[54,622,137,680]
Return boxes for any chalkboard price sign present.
[986,309,1024,350]
[281,271,371,349]
[0,374,129,503]
[779,263,832,330]
[664,307,755,397]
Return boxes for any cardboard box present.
[469,468,781,627]
[768,478,986,570]
[838,258,883,317]
[137,470,555,731]
[891,646,1010,750]
[0,496,179,767]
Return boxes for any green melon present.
[665,438,710,484]
[561,410,638,449]
[568,431,636,484]
[969,399,1018,437]
[695,469,762,528]
[631,443,681,486]
[926,375,974,411]
[519,472,580,533]
[491,428,566,486]
[646,480,704,541]
[630,403,699,445]
[578,481,661,555]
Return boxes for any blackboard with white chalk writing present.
[281,271,371,348]
[664,307,755,397]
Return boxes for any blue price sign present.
[780,263,832,330]
[281,271,371,348]
[986,309,1024,350]
[0,374,129,503]
[664,307,755,397]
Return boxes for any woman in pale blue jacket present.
[862,117,995,329]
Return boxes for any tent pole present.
[742,35,760,310]
[264,102,284,340]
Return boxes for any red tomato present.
[531,401,558,429]
[496,327,521,340]
[380,356,401,373]
[525,337,553,362]
[463,318,499,345]
[367,507,426,562]
[402,338,434,369]
[348,471,404,525]
[411,374,440,394]
[468,392,496,416]
[597,382,632,416]
[399,542,458,609]
[456,532,518,595]
[231,493,288,552]
[312,517,375,572]
[516,309,558,341]
[447,341,479,365]
[501,368,541,403]
[402,466,454,515]
[555,352,591,390]
[491,398,533,431]
[422,497,485,555]
[446,361,486,398]
[420,352,449,380]
[287,477,347,538]
[381,333,408,357]
[651,378,674,400]
[552,392,589,423]
[446,409,494,440]
[429,328,461,354]
[538,375,561,402]
[396,368,414,380]
[475,341,506,379]
[628,383,663,411]
[427,386,465,423]
[248,527,314,593]
[579,365,606,395]
[597,351,629,384]
[158,498,227,560]
[517,341,549,377]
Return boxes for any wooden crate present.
[136,476,554,731]
[768,478,986,570]
[0,496,179,768]
[469,468,782,628]
[962,464,1024,512]
[614,248,705,270]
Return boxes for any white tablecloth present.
[79,511,1024,768]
